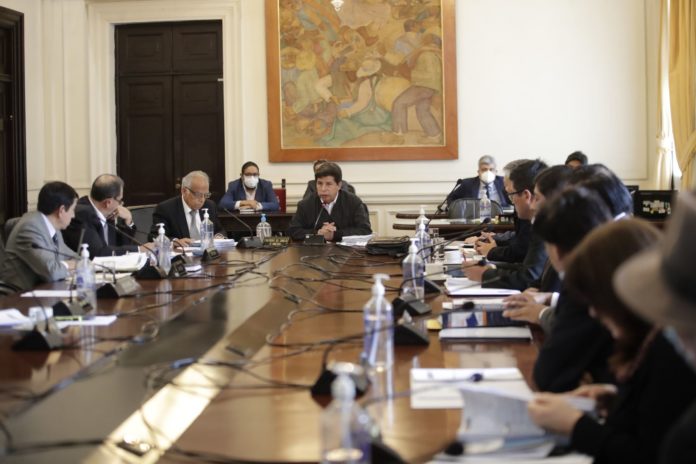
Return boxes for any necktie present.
[486,183,493,199]
[189,210,201,240]
[103,222,109,245]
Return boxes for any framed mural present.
[265,0,458,162]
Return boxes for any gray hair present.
[478,155,497,168]
[502,159,532,177]
[182,170,210,188]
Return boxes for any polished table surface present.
[0,245,539,463]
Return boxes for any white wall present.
[1,0,659,236]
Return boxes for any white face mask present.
[479,171,496,184]
[243,175,259,189]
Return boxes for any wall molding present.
[86,0,242,180]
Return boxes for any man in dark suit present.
[0,182,79,291]
[464,159,548,290]
[288,162,371,242]
[218,161,279,211]
[151,170,225,244]
[302,159,356,200]
[446,155,510,208]
[63,174,152,258]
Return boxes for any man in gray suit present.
[0,181,79,291]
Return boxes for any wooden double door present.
[116,21,225,206]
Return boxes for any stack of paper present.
[439,326,532,341]
[445,278,520,297]
[93,253,148,272]
[338,234,374,246]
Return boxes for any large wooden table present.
[0,245,538,463]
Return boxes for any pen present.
[54,315,84,321]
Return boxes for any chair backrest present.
[130,205,156,237]
[273,188,286,213]
[448,198,479,220]
[4,217,21,242]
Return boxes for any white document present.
[93,252,147,272]
[338,234,374,246]
[439,327,532,341]
[445,278,521,297]
[189,239,237,248]
[410,367,529,409]
[55,315,117,328]
[0,309,31,327]
[442,298,507,311]
[22,290,75,298]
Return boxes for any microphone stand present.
[6,250,66,350]
[105,221,168,279]
[31,243,141,300]
[435,179,463,214]
[222,207,262,249]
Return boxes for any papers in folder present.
[439,327,532,341]
[445,278,520,296]
[93,253,148,272]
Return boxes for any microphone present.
[223,207,262,249]
[303,202,328,245]
[7,248,68,350]
[104,221,168,279]
[436,178,464,214]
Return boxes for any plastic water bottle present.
[320,363,372,464]
[402,238,425,301]
[415,205,428,232]
[256,213,272,240]
[154,222,171,275]
[75,244,96,310]
[479,196,492,222]
[361,274,393,373]
[414,222,432,263]
[200,208,214,251]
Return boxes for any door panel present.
[116,21,223,207]
[118,77,173,205]
[173,76,224,199]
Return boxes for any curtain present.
[668,0,696,189]
[657,0,675,189]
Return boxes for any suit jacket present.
[486,218,532,263]
[150,196,225,241]
[287,191,372,241]
[446,175,510,207]
[63,196,139,259]
[481,229,548,291]
[219,178,279,211]
[533,286,615,392]
[0,211,77,291]
[571,334,696,464]
[302,179,356,201]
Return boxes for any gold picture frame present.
[265,0,458,162]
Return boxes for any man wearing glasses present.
[64,174,152,258]
[150,170,225,245]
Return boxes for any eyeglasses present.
[113,197,124,205]
[185,187,212,200]
[506,189,529,198]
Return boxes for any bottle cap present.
[80,243,90,258]
[371,273,389,296]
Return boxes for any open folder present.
[93,253,148,272]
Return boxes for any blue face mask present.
[664,326,696,371]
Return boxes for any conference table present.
[0,244,539,463]
[393,211,515,235]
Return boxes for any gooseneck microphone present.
[222,207,262,249]
[436,178,464,214]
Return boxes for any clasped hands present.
[317,222,337,241]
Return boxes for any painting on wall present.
[265,0,458,162]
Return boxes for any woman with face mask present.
[218,161,280,212]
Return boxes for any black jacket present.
[287,191,371,241]
[533,287,615,392]
[486,218,532,263]
[150,196,225,241]
[661,400,696,464]
[571,334,696,464]
[63,196,139,258]
[481,229,548,291]
[446,175,510,207]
